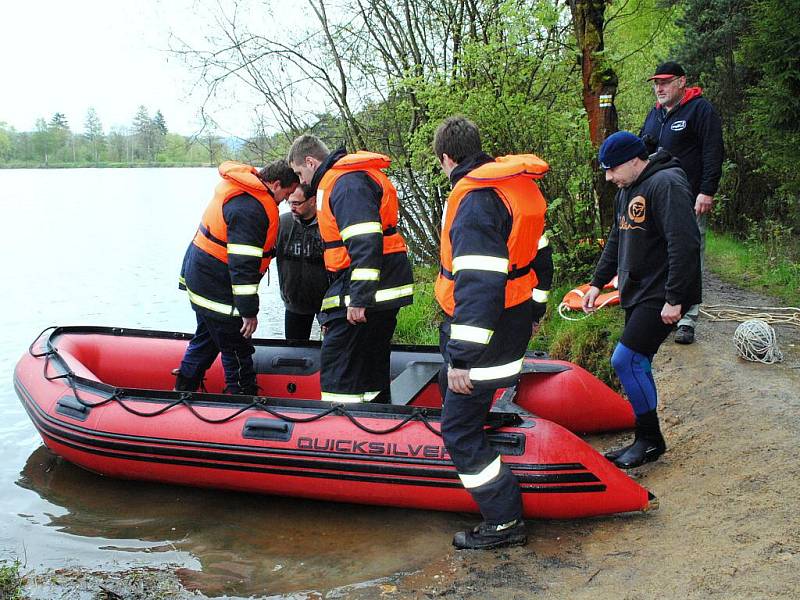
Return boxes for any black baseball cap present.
[647,61,686,81]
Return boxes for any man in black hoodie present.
[640,61,724,344]
[583,131,701,468]
[275,185,327,340]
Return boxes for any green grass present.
[0,560,25,600]
[530,283,624,389]
[393,265,441,345]
[395,226,800,391]
[706,230,800,305]
[395,267,624,389]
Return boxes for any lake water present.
[0,168,460,598]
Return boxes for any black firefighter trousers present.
[320,308,398,402]
[440,382,523,525]
[178,312,257,394]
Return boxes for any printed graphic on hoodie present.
[620,195,647,231]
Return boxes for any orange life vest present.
[435,154,549,316]
[560,276,620,311]
[192,161,279,273]
[316,152,407,272]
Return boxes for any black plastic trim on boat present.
[242,418,293,442]
[520,362,571,374]
[55,395,90,421]
[271,357,311,368]
[37,429,606,494]
[255,347,320,375]
[17,379,598,488]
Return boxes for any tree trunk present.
[568,0,619,231]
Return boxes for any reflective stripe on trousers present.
[184,285,240,317]
[320,283,414,311]
[459,455,502,488]
[441,384,523,524]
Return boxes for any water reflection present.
[18,445,463,597]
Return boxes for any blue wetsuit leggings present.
[612,304,675,417]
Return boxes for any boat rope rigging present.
[28,326,508,438]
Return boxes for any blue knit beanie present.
[599,131,647,169]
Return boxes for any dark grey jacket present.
[591,150,702,309]
[275,211,328,315]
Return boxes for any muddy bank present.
[388,271,800,599]
[17,271,800,599]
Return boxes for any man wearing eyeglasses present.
[640,61,724,345]
[275,185,328,340]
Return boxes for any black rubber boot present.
[604,437,638,461]
[172,368,202,392]
[613,410,666,469]
[452,519,527,550]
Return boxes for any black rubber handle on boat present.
[271,357,311,368]
[242,418,294,441]
[56,395,90,421]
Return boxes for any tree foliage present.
[171,0,611,268]
[84,107,104,162]
[740,0,800,200]
[0,108,229,166]
[673,0,800,236]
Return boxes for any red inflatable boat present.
[14,326,651,519]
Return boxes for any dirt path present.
[383,271,800,599]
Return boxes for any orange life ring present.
[560,275,619,311]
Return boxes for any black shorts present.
[620,304,674,356]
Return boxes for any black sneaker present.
[452,519,527,550]
[674,325,695,345]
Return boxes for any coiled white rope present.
[733,319,784,364]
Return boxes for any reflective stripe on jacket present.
[315,151,414,314]
[435,154,548,316]
[180,161,278,319]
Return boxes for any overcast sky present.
[0,0,298,137]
